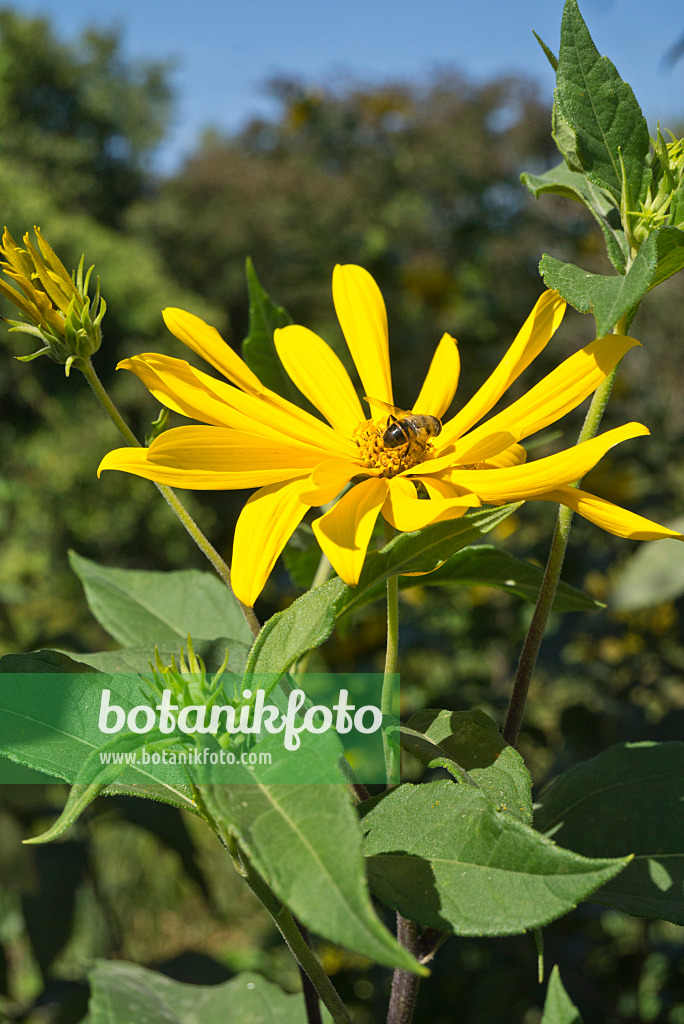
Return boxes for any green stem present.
[193,791,344,1024]
[80,358,260,639]
[382,520,400,785]
[503,310,630,746]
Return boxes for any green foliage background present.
[1,6,684,1022]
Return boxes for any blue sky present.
[9,0,684,173]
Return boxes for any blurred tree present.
[130,72,582,402]
[0,7,171,224]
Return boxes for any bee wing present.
[363,396,408,418]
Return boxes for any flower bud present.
[0,226,106,375]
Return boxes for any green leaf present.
[533,31,558,72]
[539,234,658,335]
[609,517,684,611]
[650,226,684,289]
[535,742,684,924]
[556,0,650,204]
[240,257,300,404]
[206,781,424,974]
[406,708,533,824]
[64,639,250,675]
[362,780,629,936]
[24,782,102,844]
[0,664,198,814]
[398,725,478,788]
[542,966,583,1024]
[246,507,519,684]
[69,551,254,648]
[522,161,627,272]
[88,960,327,1024]
[354,545,601,615]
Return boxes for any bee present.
[364,397,442,450]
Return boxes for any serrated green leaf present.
[535,742,684,924]
[406,708,533,823]
[522,161,627,272]
[362,780,629,936]
[206,781,424,974]
[542,966,583,1024]
[552,95,584,174]
[540,233,658,335]
[556,0,650,204]
[240,257,300,403]
[69,551,254,648]
[88,961,326,1024]
[245,507,519,683]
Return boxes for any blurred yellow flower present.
[99,265,682,607]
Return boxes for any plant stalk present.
[503,310,630,746]
[382,520,400,785]
[386,916,422,1024]
[80,358,261,639]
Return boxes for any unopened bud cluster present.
[0,226,105,375]
[628,129,684,247]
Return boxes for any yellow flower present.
[98,265,682,607]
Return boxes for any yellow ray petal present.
[274,324,364,433]
[538,487,684,541]
[163,308,265,394]
[312,477,388,585]
[299,459,367,506]
[440,423,650,501]
[231,477,312,607]
[98,429,318,489]
[439,290,566,445]
[412,333,460,419]
[382,477,479,531]
[120,353,356,458]
[484,444,527,468]
[332,264,393,405]
[444,333,640,465]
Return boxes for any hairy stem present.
[386,916,422,1024]
[503,310,630,745]
[382,520,400,785]
[80,358,260,639]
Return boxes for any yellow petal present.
[538,487,684,541]
[440,290,566,445]
[412,333,460,419]
[120,353,356,458]
[312,477,388,585]
[98,428,318,488]
[299,459,366,506]
[163,308,265,394]
[274,324,364,433]
[382,477,479,531]
[483,444,527,469]
[231,477,312,607]
[442,423,650,501]
[445,333,640,465]
[332,264,393,405]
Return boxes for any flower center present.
[354,418,436,478]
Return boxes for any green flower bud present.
[0,226,106,375]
